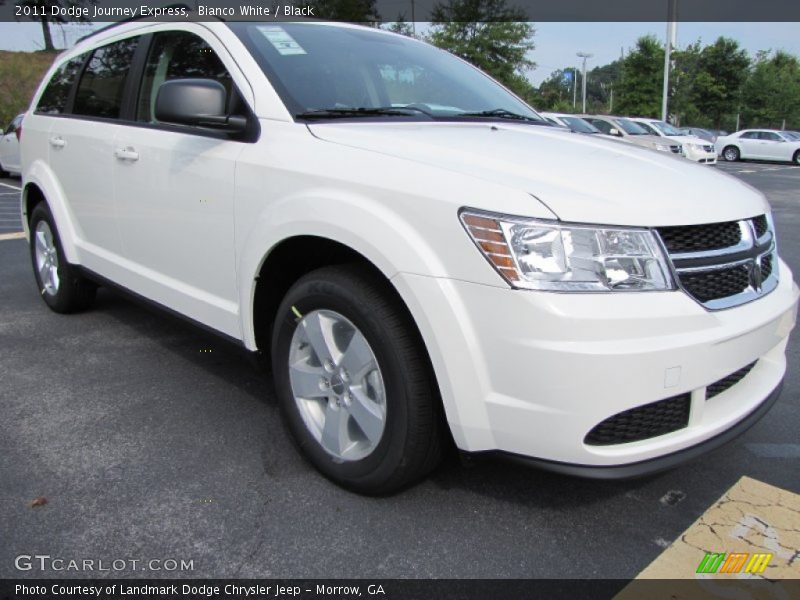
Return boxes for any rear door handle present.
[114,147,139,162]
[49,136,66,148]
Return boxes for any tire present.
[0,161,8,178]
[722,145,740,162]
[29,203,96,313]
[793,150,800,166]
[271,264,443,494]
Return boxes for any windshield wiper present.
[454,108,550,124]
[296,106,432,119]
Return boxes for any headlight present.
[460,210,675,292]
[654,143,671,152]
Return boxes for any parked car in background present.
[540,112,625,141]
[678,127,717,143]
[715,129,800,164]
[582,115,681,154]
[631,118,716,164]
[0,113,23,177]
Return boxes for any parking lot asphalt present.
[1,161,798,580]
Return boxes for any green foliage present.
[313,0,379,22]
[691,38,750,128]
[427,0,536,98]
[615,35,664,118]
[741,50,800,128]
[0,50,56,126]
[381,15,414,37]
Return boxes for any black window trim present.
[33,30,260,144]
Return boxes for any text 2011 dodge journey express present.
[21,21,799,493]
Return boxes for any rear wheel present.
[793,150,800,166]
[271,264,442,494]
[0,161,8,178]
[29,203,96,313]
[722,145,740,162]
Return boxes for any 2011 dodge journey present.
[21,20,799,493]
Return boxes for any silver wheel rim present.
[288,309,386,462]
[34,220,60,295]
[724,148,737,161]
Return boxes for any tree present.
[742,50,800,128]
[537,69,574,110]
[692,37,750,129]
[16,1,96,52]
[427,0,536,98]
[314,0,379,22]
[615,35,664,118]
[382,14,413,37]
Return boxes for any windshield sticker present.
[257,26,307,56]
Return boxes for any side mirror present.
[609,127,621,136]
[155,79,247,133]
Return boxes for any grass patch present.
[0,50,58,127]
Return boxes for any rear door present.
[47,36,140,263]
[112,27,251,338]
[758,131,788,160]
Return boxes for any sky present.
[1,20,799,85]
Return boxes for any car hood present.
[308,122,767,226]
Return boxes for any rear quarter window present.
[36,56,86,115]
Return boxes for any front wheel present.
[271,264,443,494]
[793,150,800,166]
[722,145,740,162]
[29,203,96,313]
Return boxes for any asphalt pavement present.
[0,161,798,579]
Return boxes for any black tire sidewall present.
[272,274,413,490]
[29,203,80,312]
[724,146,739,161]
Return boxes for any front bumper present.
[394,259,798,471]
[683,145,718,164]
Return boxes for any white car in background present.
[0,113,23,177]
[581,115,681,154]
[716,130,800,164]
[540,112,627,142]
[632,118,717,164]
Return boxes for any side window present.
[137,31,235,123]
[36,56,85,115]
[590,119,612,135]
[740,132,758,139]
[73,37,139,120]
[759,132,780,141]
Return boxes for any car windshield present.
[227,22,545,123]
[651,121,683,136]
[615,118,649,135]
[560,116,600,134]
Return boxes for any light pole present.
[661,0,678,121]
[576,52,592,113]
[573,67,578,108]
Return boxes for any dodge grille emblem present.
[750,260,763,292]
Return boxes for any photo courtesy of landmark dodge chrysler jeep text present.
[20,20,799,493]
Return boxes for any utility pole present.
[576,52,592,113]
[661,0,678,122]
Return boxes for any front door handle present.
[49,136,66,148]
[114,147,139,162]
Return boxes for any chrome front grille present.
[656,216,778,310]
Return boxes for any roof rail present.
[75,3,194,44]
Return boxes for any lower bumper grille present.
[585,394,691,446]
[707,362,757,399]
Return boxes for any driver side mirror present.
[155,79,247,133]
[609,127,621,137]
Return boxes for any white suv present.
[21,21,799,493]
